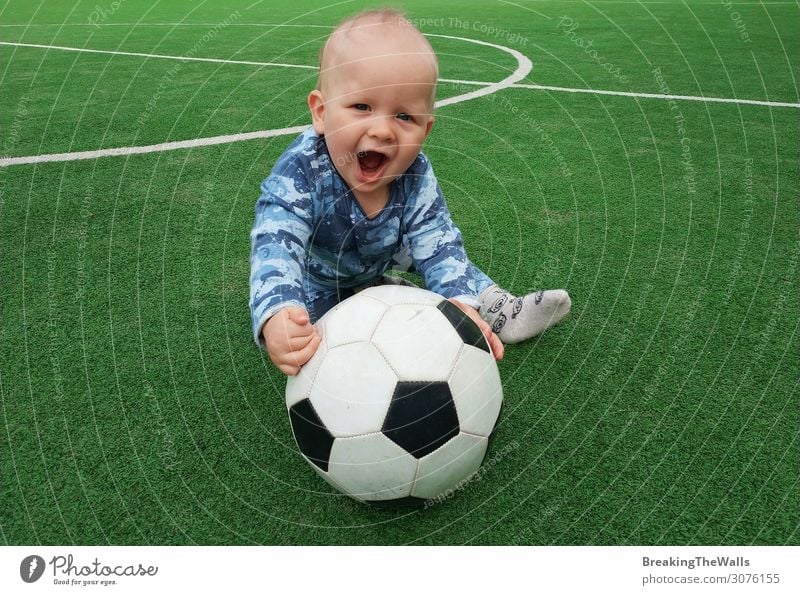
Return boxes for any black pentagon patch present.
[436,300,490,353]
[382,381,459,458]
[485,400,505,454]
[289,398,334,472]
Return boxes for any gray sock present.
[479,285,572,344]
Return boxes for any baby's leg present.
[479,285,571,344]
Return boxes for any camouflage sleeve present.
[404,158,487,309]
[249,173,313,346]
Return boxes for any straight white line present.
[441,78,800,108]
[0,126,310,167]
[0,41,316,70]
[0,22,336,27]
[513,82,800,108]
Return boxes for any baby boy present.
[250,9,571,375]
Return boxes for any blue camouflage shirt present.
[249,127,488,344]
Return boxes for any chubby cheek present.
[396,146,423,173]
[327,142,357,181]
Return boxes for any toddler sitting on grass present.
[249,9,571,375]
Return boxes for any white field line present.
[441,78,800,109]
[515,81,800,109]
[0,35,529,167]
[3,40,796,110]
[428,34,532,109]
[0,22,337,28]
[0,41,316,70]
[0,127,311,167]
[1,38,797,167]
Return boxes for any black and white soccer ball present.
[285,285,503,505]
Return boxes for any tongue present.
[359,151,384,171]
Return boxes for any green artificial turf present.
[1,0,797,545]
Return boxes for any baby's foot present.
[479,286,572,344]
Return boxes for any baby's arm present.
[404,158,502,358]
[403,159,485,304]
[250,173,320,373]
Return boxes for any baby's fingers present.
[288,333,322,370]
[449,299,504,361]
[277,362,301,376]
[287,327,319,350]
[468,313,504,360]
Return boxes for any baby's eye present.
[353,104,369,111]
[396,113,413,122]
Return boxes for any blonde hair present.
[315,8,439,95]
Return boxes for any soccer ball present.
[285,285,503,505]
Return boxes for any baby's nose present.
[368,116,395,141]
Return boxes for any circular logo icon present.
[20,555,45,583]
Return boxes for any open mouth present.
[356,150,389,181]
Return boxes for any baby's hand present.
[262,307,322,376]
[448,299,504,361]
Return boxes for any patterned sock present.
[479,285,572,344]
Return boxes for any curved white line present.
[428,33,532,108]
[0,34,529,167]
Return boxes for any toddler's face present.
[308,35,436,204]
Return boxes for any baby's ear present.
[424,116,434,138]
[307,90,325,135]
